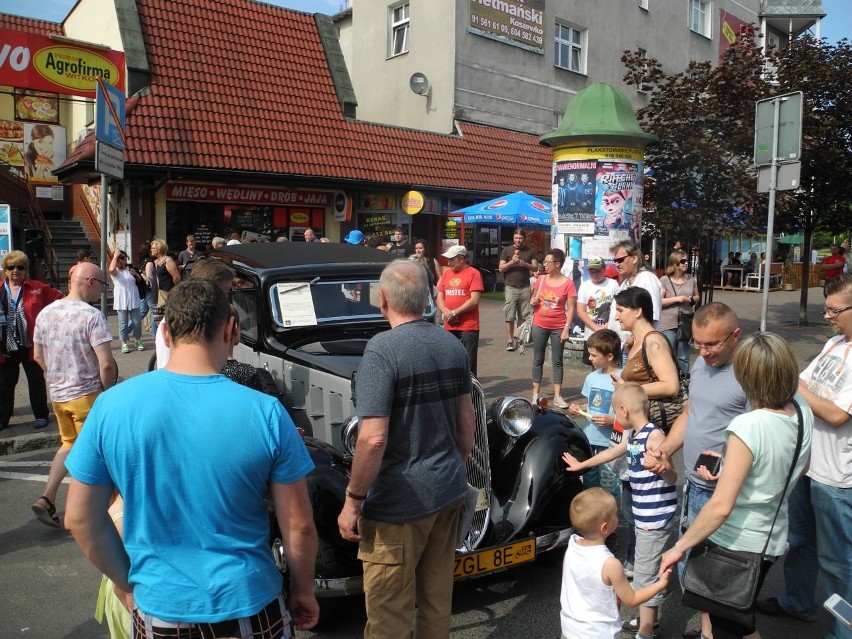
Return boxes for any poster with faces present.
[22,123,66,183]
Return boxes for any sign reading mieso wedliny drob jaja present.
[468,0,544,54]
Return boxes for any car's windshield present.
[269,279,382,327]
[268,278,434,328]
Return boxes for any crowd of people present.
[2,229,850,639]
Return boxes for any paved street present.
[0,287,839,638]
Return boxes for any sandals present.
[32,495,61,528]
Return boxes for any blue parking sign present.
[96,81,125,151]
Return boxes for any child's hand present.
[591,414,613,426]
[610,373,623,388]
[562,451,584,472]
[659,547,683,577]
[658,567,672,588]
[568,403,581,416]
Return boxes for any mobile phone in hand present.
[694,453,722,476]
[824,594,852,629]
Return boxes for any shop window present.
[554,23,586,74]
[390,3,409,57]
[689,0,710,38]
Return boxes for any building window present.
[554,23,586,74]
[390,3,409,57]
[690,0,710,37]
[636,48,648,93]
[639,0,649,10]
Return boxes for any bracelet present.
[345,487,367,501]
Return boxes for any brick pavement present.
[0,287,834,455]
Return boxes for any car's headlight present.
[341,416,359,455]
[491,396,534,438]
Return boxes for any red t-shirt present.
[823,254,845,280]
[438,265,484,331]
[532,275,577,331]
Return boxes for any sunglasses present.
[5,265,26,271]
[613,255,630,264]
[679,259,689,264]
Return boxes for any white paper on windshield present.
[275,282,318,327]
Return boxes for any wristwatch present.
[345,487,367,501]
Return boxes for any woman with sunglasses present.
[0,250,63,430]
[530,248,577,408]
[659,250,698,375]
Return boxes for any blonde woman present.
[660,333,813,639]
[659,250,698,374]
[149,238,180,305]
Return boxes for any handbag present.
[516,276,544,354]
[681,402,805,626]
[640,331,688,433]
[676,309,694,342]
[669,276,695,342]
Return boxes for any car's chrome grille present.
[461,378,491,551]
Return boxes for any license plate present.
[453,538,537,580]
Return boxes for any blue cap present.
[344,229,364,245]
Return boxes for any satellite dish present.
[409,72,430,96]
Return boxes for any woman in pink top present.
[530,248,577,408]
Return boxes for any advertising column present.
[540,83,656,266]
[552,145,645,258]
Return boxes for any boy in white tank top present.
[560,488,671,639]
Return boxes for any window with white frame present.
[690,0,710,37]
[390,3,409,57]
[554,23,586,74]
[636,48,648,93]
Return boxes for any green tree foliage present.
[769,36,852,248]
[623,31,852,318]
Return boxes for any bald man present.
[31,262,117,528]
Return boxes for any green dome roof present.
[540,83,657,147]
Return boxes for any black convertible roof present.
[208,242,397,270]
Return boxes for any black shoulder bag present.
[680,401,805,627]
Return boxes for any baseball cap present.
[604,265,619,279]
[343,229,363,245]
[587,256,604,269]
[442,245,468,259]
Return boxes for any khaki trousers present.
[358,502,461,639]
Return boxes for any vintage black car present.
[210,243,592,597]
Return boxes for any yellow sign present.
[554,145,644,162]
[401,190,425,215]
[33,47,121,93]
[290,212,309,224]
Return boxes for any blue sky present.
[2,0,849,43]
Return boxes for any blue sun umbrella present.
[454,192,552,228]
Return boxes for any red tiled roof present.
[0,14,63,35]
[117,0,551,197]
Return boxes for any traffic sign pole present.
[760,97,782,333]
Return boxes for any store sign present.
[165,182,334,206]
[0,29,126,97]
[360,194,396,210]
[0,203,11,255]
[401,190,424,215]
[468,0,544,54]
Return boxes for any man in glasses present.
[646,302,746,639]
[608,241,662,363]
[30,262,117,528]
[758,274,852,639]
